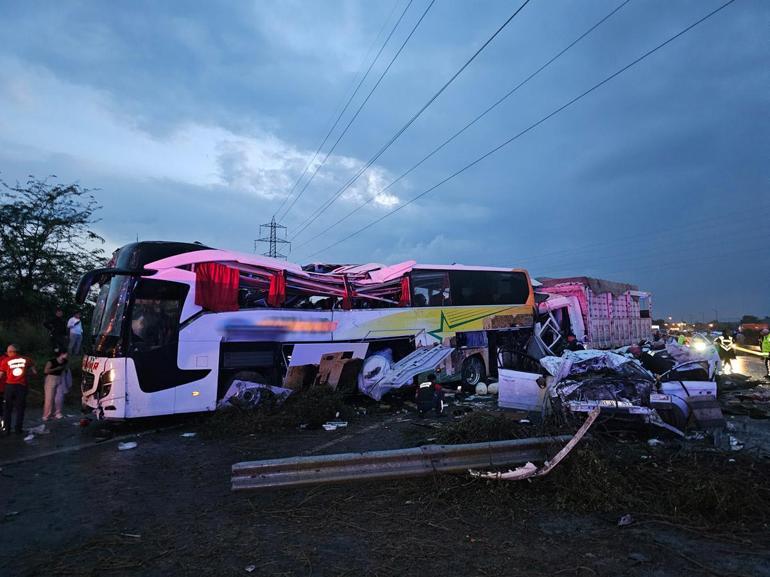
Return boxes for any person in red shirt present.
[0,344,37,435]
[0,351,6,428]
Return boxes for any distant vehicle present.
[76,241,537,419]
[533,276,653,353]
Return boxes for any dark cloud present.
[0,0,766,319]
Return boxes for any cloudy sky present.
[0,0,766,320]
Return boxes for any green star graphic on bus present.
[427,308,513,341]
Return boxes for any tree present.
[740,315,759,324]
[0,175,105,320]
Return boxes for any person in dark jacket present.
[565,333,585,351]
[714,330,736,373]
[43,308,68,352]
[416,373,445,417]
[43,350,69,421]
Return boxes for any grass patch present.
[433,411,535,444]
[200,386,355,437]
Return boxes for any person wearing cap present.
[761,329,770,377]
[0,344,37,435]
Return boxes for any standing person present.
[735,327,746,346]
[0,349,6,429]
[43,350,68,421]
[44,308,68,352]
[761,329,770,378]
[715,330,736,373]
[0,344,37,435]
[67,312,83,356]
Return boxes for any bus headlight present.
[97,369,116,399]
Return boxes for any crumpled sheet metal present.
[665,341,719,377]
[540,350,633,380]
[541,351,684,436]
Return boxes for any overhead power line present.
[272,0,406,220]
[514,203,770,271]
[290,0,533,240]
[279,0,435,222]
[294,0,632,251]
[305,0,737,259]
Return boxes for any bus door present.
[126,279,207,417]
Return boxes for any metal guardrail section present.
[231,435,573,491]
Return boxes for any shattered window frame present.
[411,270,452,307]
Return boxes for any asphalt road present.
[0,356,768,576]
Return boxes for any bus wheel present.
[461,356,485,387]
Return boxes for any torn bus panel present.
[358,346,454,401]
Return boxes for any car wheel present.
[461,356,485,387]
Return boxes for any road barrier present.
[232,434,573,491]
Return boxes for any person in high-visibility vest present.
[761,329,770,378]
[677,333,687,346]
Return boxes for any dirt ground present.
[1,357,769,577]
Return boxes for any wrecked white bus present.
[76,241,536,419]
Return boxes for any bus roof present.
[147,249,528,280]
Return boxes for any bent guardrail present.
[232,434,574,491]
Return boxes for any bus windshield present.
[91,275,134,357]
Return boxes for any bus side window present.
[412,271,451,307]
[450,271,530,306]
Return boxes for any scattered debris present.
[23,434,35,442]
[118,441,138,451]
[218,380,293,410]
[472,408,599,481]
[119,533,141,539]
[628,552,649,564]
[28,424,49,435]
[201,386,354,437]
[647,438,664,447]
[729,436,744,451]
[244,565,256,573]
[180,432,197,438]
[617,514,635,527]
[322,421,348,431]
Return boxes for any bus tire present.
[461,355,485,388]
